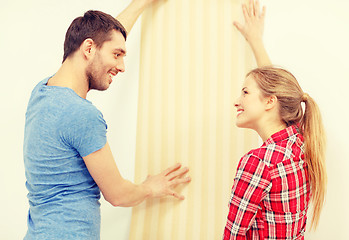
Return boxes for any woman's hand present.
[234,0,266,44]
[234,0,271,67]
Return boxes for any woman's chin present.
[235,121,252,130]
[235,120,245,128]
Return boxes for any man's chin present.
[89,84,110,91]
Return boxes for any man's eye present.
[114,52,123,57]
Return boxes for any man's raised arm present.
[116,0,163,35]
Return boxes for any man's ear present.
[265,95,278,111]
[80,38,96,60]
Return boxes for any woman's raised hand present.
[234,0,266,44]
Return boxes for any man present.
[23,0,191,239]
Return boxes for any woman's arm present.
[116,0,162,35]
[223,154,271,239]
[234,0,272,67]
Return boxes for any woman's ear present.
[265,95,278,111]
[80,38,96,60]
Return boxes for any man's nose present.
[116,58,125,73]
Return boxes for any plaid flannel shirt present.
[223,125,310,240]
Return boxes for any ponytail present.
[300,94,327,229]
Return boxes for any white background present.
[0,0,348,239]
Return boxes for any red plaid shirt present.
[223,125,310,240]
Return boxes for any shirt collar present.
[263,125,301,146]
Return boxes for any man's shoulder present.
[61,101,103,123]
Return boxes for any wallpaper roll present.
[129,0,259,239]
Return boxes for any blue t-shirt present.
[23,77,107,239]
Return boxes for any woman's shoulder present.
[239,148,267,167]
[243,144,288,168]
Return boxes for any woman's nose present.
[234,97,240,108]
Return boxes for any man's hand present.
[135,0,167,8]
[117,0,168,35]
[142,163,191,200]
[233,0,266,44]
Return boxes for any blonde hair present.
[247,66,327,229]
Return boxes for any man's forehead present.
[106,30,127,52]
[110,29,126,40]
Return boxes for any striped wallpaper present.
[129,0,259,239]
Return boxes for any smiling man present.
[48,11,127,97]
[23,1,190,239]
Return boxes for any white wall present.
[0,0,348,239]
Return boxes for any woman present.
[223,1,327,239]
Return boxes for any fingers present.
[171,176,191,187]
[169,191,185,200]
[162,176,190,201]
[256,1,266,20]
[162,163,181,176]
[255,0,260,17]
[233,21,244,34]
[261,6,266,20]
[242,4,250,21]
[249,0,255,17]
[166,166,189,181]
[168,175,191,200]
[243,0,264,20]
[165,166,191,200]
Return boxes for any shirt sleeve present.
[223,153,272,240]
[59,105,108,157]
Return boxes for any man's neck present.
[48,59,89,99]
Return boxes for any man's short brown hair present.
[63,10,127,62]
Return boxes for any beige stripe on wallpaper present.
[129,0,259,239]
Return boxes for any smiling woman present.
[223,1,327,239]
[224,65,326,239]
[234,76,277,133]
